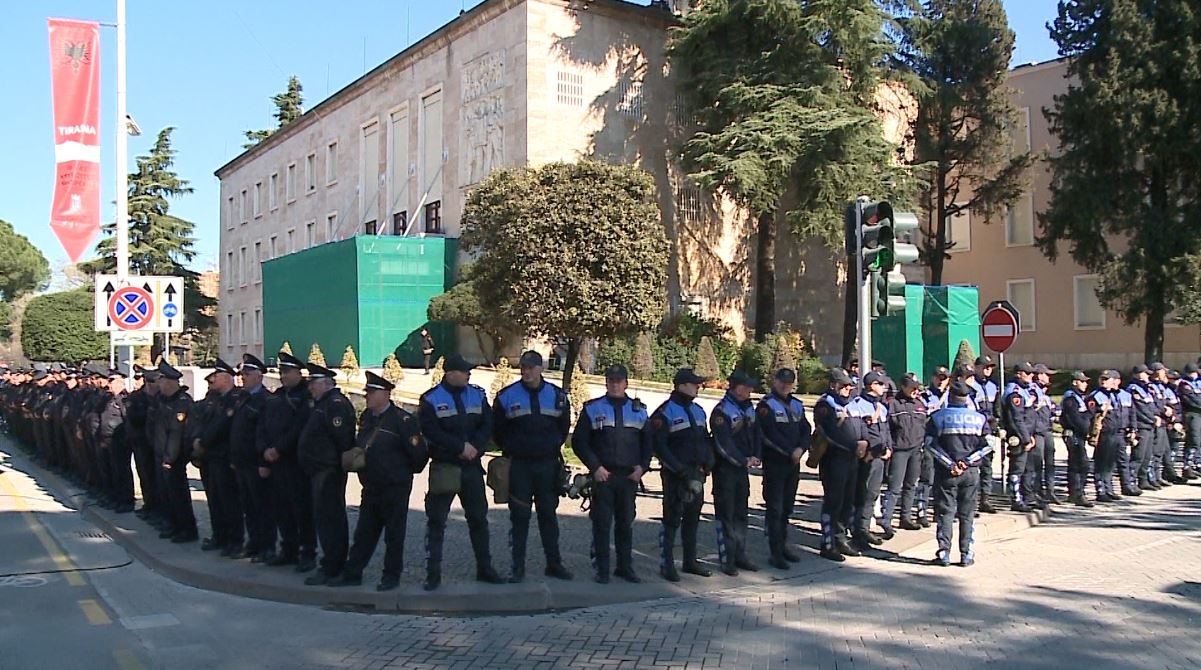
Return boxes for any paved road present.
[3,451,1200,669]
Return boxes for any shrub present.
[307,343,326,366]
[632,332,655,380]
[694,336,721,379]
[20,288,107,362]
[738,341,773,383]
[596,339,633,372]
[796,357,829,395]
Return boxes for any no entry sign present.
[981,303,1020,353]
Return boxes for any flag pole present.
[115,0,132,386]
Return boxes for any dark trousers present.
[916,448,934,518]
[1026,434,1046,497]
[589,471,637,575]
[978,439,994,498]
[345,480,412,579]
[309,466,348,577]
[818,449,856,550]
[1065,435,1089,497]
[108,437,135,506]
[1186,414,1201,470]
[1132,428,1155,483]
[131,438,160,512]
[1093,432,1121,496]
[712,461,749,567]
[271,459,315,559]
[660,470,705,566]
[507,456,563,570]
[762,457,800,558]
[1040,431,1057,494]
[236,465,275,554]
[1160,427,1179,479]
[425,465,492,575]
[853,457,885,535]
[165,462,197,535]
[881,447,922,528]
[1116,436,1136,491]
[934,467,979,559]
[203,457,243,547]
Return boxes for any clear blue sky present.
[0,0,1060,278]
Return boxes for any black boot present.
[660,526,680,582]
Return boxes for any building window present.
[617,79,643,119]
[240,189,248,223]
[1006,193,1035,246]
[226,314,234,346]
[424,201,443,234]
[305,221,315,249]
[287,228,296,254]
[1006,279,1036,332]
[269,172,279,210]
[240,312,248,347]
[253,241,262,283]
[556,70,585,107]
[1074,275,1105,330]
[286,163,297,202]
[420,91,443,207]
[305,153,317,193]
[325,141,338,185]
[253,181,263,218]
[326,213,338,242]
[389,109,409,224]
[238,246,247,287]
[361,121,380,227]
[254,309,262,346]
[225,252,234,291]
[268,235,278,259]
[364,220,377,235]
[226,196,235,229]
[392,210,408,236]
[1012,106,1031,155]
[945,205,971,253]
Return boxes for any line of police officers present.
[4,351,1200,588]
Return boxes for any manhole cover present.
[76,530,110,540]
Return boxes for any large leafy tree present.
[1040,0,1201,361]
[0,219,51,340]
[670,0,917,342]
[244,75,304,148]
[461,160,669,391]
[899,0,1033,285]
[21,288,108,362]
[81,127,215,337]
[427,263,513,364]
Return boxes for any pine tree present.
[383,353,405,384]
[695,336,721,380]
[308,343,326,366]
[280,341,293,356]
[340,345,359,375]
[769,329,800,376]
[899,0,1033,285]
[1040,0,1201,361]
[632,332,655,380]
[568,377,591,423]
[953,339,977,372]
[489,356,514,400]
[244,76,305,148]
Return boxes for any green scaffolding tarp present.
[262,236,457,368]
[872,284,980,380]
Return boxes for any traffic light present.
[869,268,908,317]
[859,201,920,274]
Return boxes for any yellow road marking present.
[0,468,85,586]
[113,648,146,670]
[78,598,112,625]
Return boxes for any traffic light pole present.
[855,200,871,382]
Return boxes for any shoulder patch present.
[1011,396,1022,406]
[332,416,343,427]
[712,414,725,426]
[757,404,771,416]
[226,408,235,417]
[410,435,421,447]
[176,412,186,422]
[651,416,665,430]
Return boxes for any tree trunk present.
[474,330,491,365]
[841,255,858,367]
[1145,298,1165,364]
[562,337,581,392]
[930,168,948,286]
[753,210,777,342]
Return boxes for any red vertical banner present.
[47,19,101,263]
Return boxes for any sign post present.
[981,300,1021,502]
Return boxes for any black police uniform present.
[1030,381,1055,502]
[852,388,891,548]
[1126,378,1159,489]
[99,387,134,512]
[813,388,868,558]
[297,384,357,580]
[882,390,927,530]
[492,378,572,579]
[231,382,273,559]
[125,380,163,519]
[258,378,316,566]
[710,391,761,574]
[157,384,198,541]
[756,389,811,565]
[572,394,652,581]
[417,379,499,589]
[650,390,715,580]
[197,386,246,553]
[1001,378,1036,510]
[1179,371,1201,479]
[926,395,990,566]
[1060,385,1094,505]
[338,402,426,586]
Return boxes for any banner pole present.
[115,0,133,387]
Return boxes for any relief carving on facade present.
[461,52,505,186]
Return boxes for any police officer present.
[98,368,134,513]
[814,368,868,562]
[128,367,164,523]
[1177,363,1201,481]
[195,359,246,556]
[650,368,715,581]
[1087,371,1123,502]
[1156,366,1184,484]
[572,364,652,584]
[1112,370,1142,497]
[914,366,949,526]
[329,372,426,591]
[233,354,275,563]
[1059,371,1094,507]
[493,350,573,583]
[298,362,356,586]
[852,370,892,552]
[1001,362,1037,512]
[710,370,762,576]
[927,381,991,567]
[1126,364,1160,491]
[968,356,1000,514]
[156,360,198,543]
[883,376,927,534]
[756,368,811,570]
[1031,364,1058,504]
[259,351,317,571]
[417,354,504,591]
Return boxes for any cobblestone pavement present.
[69,476,1201,669]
